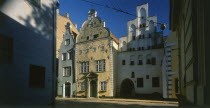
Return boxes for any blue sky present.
[59,0,170,39]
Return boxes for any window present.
[80,61,89,73]
[29,64,45,88]
[28,0,41,7]
[67,52,72,60]
[146,54,151,64]
[65,39,70,45]
[95,59,106,72]
[137,78,143,88]
[86,49,89,53]
[143,23,146,27]
[132,48,135,51]
[132,36,136,40]
[94,34,99,39]
[139,35,142,39]
[151,57,156,65]
[138,55,143,65]
[131,72,135,78]
[147,46,151,50]
[62,53,67,61]
[152,77,160,87]
[92,47,96,52]
[148,34,151,38]
[142,34,145,39]
[122,60,125,65]
[79,50,82,55]
[138,47,141,51]
[87,36,90,40]
[146,75,149,79]
[100,46,104,51]
[130,55,135,65]
[0,35,13,63]
[142,47,144,50]
[100,81,107,91]
[80,82,86,90]
[63,67,71,76]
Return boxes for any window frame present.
[95,59,106,72]
[100,81,107,91]
[63,67,71,77]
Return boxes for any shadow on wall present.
[18,1,55,39]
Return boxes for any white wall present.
[118,49,164,94]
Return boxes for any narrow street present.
[2,98,178,108]
[52,98,178,108]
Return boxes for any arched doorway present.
[90,80,97,97]
[120,79,135,98]
[65,82,71,97]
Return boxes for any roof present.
[110,33,119,44]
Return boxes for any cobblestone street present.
[2,98,178,108]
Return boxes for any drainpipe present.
[51,1,59,104]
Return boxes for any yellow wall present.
[75,38,115,97]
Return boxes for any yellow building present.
[162,31,179,99]
[166,32,179,99]
[75,9,119,98]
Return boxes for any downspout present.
[51,1,59,104]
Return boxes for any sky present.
[59,0,170,39]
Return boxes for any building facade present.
[56,10,79,97]
[117,3,164,98]
[0,0,58,104]
[57,23,76,98]
[75,9,119,98]
[162,31,179,99]
[170,0,210,107]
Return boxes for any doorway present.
[65,82,71,97]
[120,79,135,98]
[90,80,97,97]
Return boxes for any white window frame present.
[63,67,71,76]
[62,53,66,61]
[67,52,72,60]
[95,59,106,72]
[80,61,89,73]
[100,81,107,91]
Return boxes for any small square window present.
[94,34,99,39]
[92,47,96,52]
[62,53,67,61]
[146,75,149,79]
[100,46,104,51]
[29,64,45,88]
[65,39,70,45]
[137,78,143,88]
[152,77,160,87]
[86,49,89,53]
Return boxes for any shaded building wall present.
[170,0,210,106]
[0,0,58,104]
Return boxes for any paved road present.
[2,98,178,108]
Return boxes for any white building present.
[117,3,164,98]
[0,0,58,104]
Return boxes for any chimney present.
[66,13,69,18]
